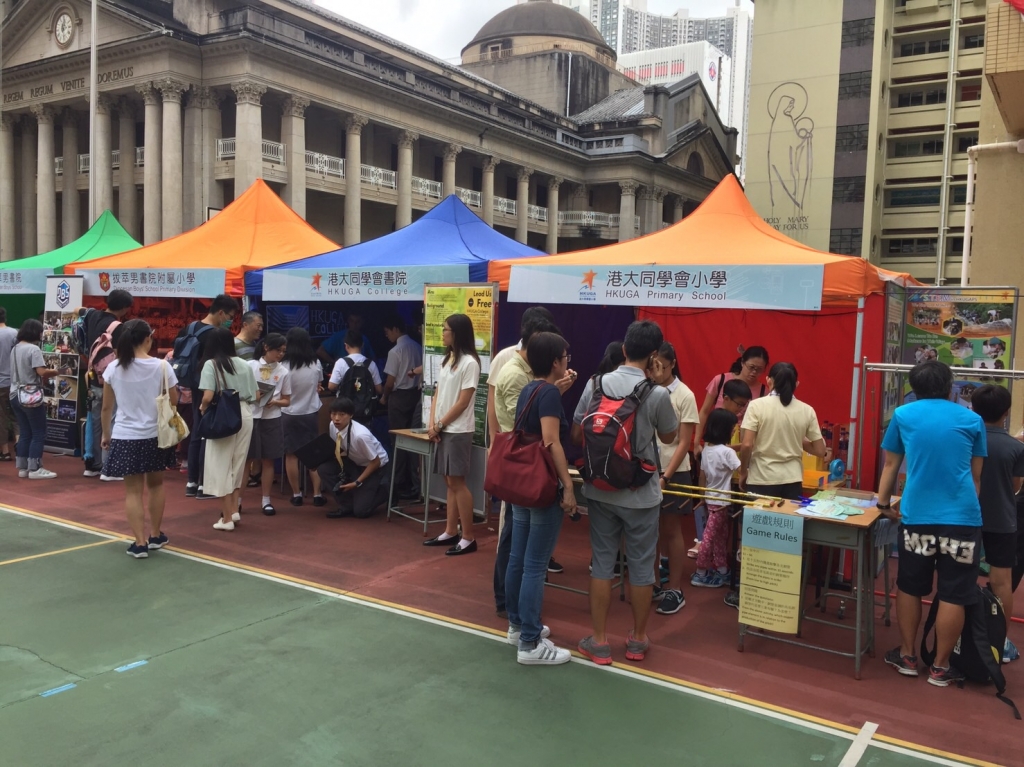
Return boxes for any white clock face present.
[55,13,73,47]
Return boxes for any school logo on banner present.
[99,272,111,292]
[55,280,71,309]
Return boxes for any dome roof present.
[463,0,614,58]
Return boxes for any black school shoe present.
[424,534,460,547]
[262,504,276,516]
[445,539,478,556]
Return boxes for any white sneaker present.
[18,469,28,478]
[100,474,123,482]
[517,638,571,666]
[83,469,101,478]
[28,468,57,480]
[507,624,551,645]
[231,512,241,523]
[213,520,235,531]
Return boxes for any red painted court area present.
[5,455,1020,767]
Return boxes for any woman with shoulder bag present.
[198,328,257,531]
[101,320,179,558]
[10,319,58,479]
[504,331,576,666]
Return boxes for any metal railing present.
[360,164,396,189]
[216,137,236,160]
[305,151,345,179]
[262,140,285,165]
[493,196,516,216]
[527,204,547,223]
[559,210,617,227]
[135,147,145,167]
[111,149,120,170]
[412,177,442,199]
[54,157,63,176]
[78,154,90,174]
[456,187,482,208]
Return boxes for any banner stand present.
[42,275,85,456]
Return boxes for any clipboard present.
[256,380,277,407]
[294,434,337,469]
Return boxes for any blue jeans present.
[505,502,564,648]
[493,501,514,612]
[11,399,46,471]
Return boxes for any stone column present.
[33,105,57,253]
[515,167,532,244]
[61,109,80,244]
[571,183,588,211]
[200,88,223,218]
[117,99,138,239]
[136,83,162,245]
[0,116,15,261]
[546,177,562,255]
[182,87,202,231]
[481,156,498,227]
[442,143,461,197]
[396,130,418,229]
[636,186,655,236]
[673,196,684,223]
[93,94,114,221]
[281,96,310,218]
[618,180,637,243]
[158,78,186,238]
[21,117,37,255]
[343,114,367,246]
[651,187,666,232]
[232,80,266,195]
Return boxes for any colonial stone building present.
[0,0,736,261]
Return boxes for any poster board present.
[421,283,496,447]
[42,275,84,455]
[738,508,805,634]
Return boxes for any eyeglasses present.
[442,327,452,333]
[742,363,765,375]
[562,353,572,363]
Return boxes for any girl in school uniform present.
[247,333,291,516]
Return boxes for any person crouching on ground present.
[878,360,987,687]
[317,397,390,519]
[101,319,179,558]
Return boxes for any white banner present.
[80,268,226,298]
[44,274,84,313]
[262,265,470,301]
[0,267,52,294]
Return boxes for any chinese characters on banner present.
[79,268,227,298]
[0,268,50,294]
[738,509,805,634]
[422,284,496,447]
[262,265,470,302]
[507,264,824,310]
[42,275,85,455]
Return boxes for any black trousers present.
[387,388,422,490]
[317,460,389,519]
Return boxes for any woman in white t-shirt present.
[247,333,291,516]
[281,327,326,508]
[101,320,179,559]
[423,313,481,555]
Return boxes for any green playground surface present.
[0,508,977,767]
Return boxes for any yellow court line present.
[0,502,992,767]
[0,538,120,567]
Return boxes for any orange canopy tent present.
[67,180,338,295]
[489,174,915,306]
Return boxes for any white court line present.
[0,506,975,767]
[840,721,879,767]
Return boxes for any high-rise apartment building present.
[618,42,733,126]
[745,0,989,285]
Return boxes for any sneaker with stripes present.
[517,638,571,666]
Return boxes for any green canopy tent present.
[0,211,140,326]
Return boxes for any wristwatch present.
[876,502,892,511]
[355,480,364,488]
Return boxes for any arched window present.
[686,152,705,177]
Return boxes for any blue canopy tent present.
[244,194,544,296]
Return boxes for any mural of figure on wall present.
[767,82,814,212]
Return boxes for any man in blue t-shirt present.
[877,360,987,688]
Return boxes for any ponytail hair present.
[658,341,681,379]
[769,362,798,406]
[115,319,152,370]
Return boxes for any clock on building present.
[54,12,74,48]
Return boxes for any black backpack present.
[338,356,378,424]
[921,585,1020,719]
[171,321,214,390]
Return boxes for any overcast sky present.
[317,0,754,62]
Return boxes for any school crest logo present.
[99,272,111,292]
[55,280,71,309]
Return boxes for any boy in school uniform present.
[971,384,1024,659]
[317,398,390,519]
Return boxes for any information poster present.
[882,284,906,429]
[902,287,1018,409]
[738,509,805,634]
[422,284,496,447]
[42,275,84,455]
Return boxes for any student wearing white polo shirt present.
[318,397,390,519]
[381,315,423,497]
[327,332,383,397]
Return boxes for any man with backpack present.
[326,331,382,424]
[571,320,679,665]
[173,294,239,499]
[878,360,987,687]
[81,289,133,479]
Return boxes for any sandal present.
[246,473,261,488]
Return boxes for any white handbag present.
[157,361,189,449]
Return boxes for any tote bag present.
[156,361,190,449]
[484,383,558,508]
[198,363,242,440]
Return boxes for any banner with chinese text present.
[42,275,84,455]
[422,284,496,447]
[262,265,469,302]
[508,264,824,310]
[0,268,51,294]
[80,268,226,298]
[738,509,804,634]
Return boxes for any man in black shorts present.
[877,361,987,687]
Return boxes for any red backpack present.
[580,375,658,492]
[88,321,120,379]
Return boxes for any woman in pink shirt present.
[694,346,769,454]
